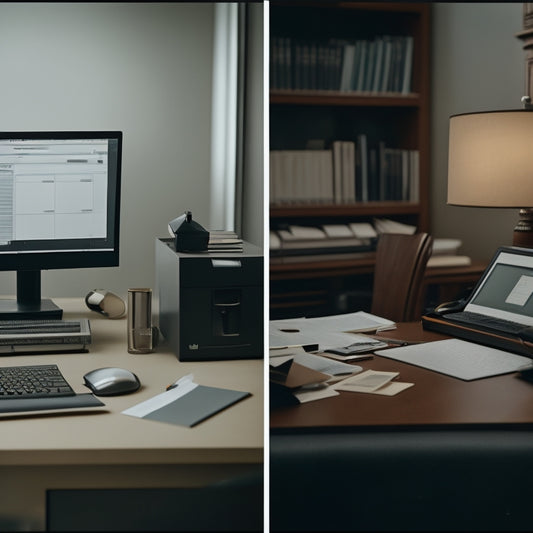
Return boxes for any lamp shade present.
[448,110,533,207]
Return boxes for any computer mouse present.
[83,367,141,396]
[518,363,533,383]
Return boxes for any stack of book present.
[270,223,377,263]
[208,230,243,253]
[373,218,417,235]
[428,238,472,268]
[371,220,472,267]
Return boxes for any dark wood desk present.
[271,322,533,430]
[270,323,533,532]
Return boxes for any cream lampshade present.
[447,109,533,247]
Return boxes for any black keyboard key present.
[446,311,527,335]
[0,364,75,399]
[0,320,81,335]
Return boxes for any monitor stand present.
[0,270,63,320]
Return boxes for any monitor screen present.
[0,131,122,319]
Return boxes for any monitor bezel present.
[0,130,122,272]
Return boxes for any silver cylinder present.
[127,288,154,353]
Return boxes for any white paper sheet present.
[269,311,395,351]
[376,338,532,381]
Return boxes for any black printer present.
[155,238,263,361]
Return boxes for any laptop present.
[422,246,533,357]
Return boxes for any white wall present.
[431,2,525,261]
[0,2,215,300]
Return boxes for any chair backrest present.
[371,232,433,323]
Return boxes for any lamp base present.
[513,208,533,247]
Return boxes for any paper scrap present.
[366,381,414,396]
[294,384,340,403]
[333,370,413,396]
[334,370,399,392]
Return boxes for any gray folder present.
[143,385,251,427]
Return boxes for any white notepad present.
[375,338,531,381]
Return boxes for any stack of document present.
[269,311,395,352]
[269,311,396,405]
[208,230,243,253]
[270,347,362,405]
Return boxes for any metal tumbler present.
[127,288,155,353]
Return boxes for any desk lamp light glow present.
[447,100,533,248]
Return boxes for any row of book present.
[270,35,414,94]
[270,138,420,205]
[270,222,378,263]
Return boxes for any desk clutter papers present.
[270,348,361,377]
[122,374,250,427]
[207,230,243,252]
[270,311,395,352]
[333,370,414,396]
[322,337,388,361]
[270,347,363,405]
[376,338,532,381]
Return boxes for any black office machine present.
[155,238,263,361]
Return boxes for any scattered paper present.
[332,370,414,397]
[366,381,414,396]
[375,338,532,381]
[270,311,396,351]
[334,370,399,393]
[271,351,362,376]
[269,345,309,358]
[294,384,340,403]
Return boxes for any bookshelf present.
[269,1,431,318]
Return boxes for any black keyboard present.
[0,364,75,399]
[445,311,527,335]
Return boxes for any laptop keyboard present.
[0,364,75,399]
[445,311,527,335]
[0,320,82,335]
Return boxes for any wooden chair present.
[371,232,433,323]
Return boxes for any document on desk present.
[270,349,362,378]
[122,374,250,427]
[375,338,532,381]
[333,370,414,396]
[270,311,395,351]
[302,311,395,333]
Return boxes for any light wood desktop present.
[0,298,263,531]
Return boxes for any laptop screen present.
[466,248,533,326]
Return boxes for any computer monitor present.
[0,131,122,320]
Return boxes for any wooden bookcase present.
[269,2,431,319]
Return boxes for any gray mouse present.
[83,367,140,396]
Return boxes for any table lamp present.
[447,103,533,247]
